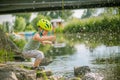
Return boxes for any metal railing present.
[0,0,120,14]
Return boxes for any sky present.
[72,9,84,18]
[0,14,15,24]
[0,9,84,24]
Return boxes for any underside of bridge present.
[0,0,120,14]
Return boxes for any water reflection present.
[45,43,76,57]
[46,44,91,76]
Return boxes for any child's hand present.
[42,41,52,45]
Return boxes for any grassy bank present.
[63,15,120,33]
[0,49,14,63]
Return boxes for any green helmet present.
[37,19,52,31]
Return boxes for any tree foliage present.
[13,13,33,31]
[81,9,96,19]
[2,21,11,33]
[38,10,73,20]
[25,24,34,31]
[12,13,31,24]
[99,7,120,16]
[64,15,120,33]
[13,17,26,32]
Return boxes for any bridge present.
[0,0,120,14]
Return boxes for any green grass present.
[0,49,14,63]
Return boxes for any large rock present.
[74,66,91,77]
[40,57,53,66]
[0,71,18,80]
[74,66,104,80]
[82,72,104,80]
[0,65,36,80]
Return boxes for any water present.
[45,44,91,77]
[33,33,120,79]
[45,43,119,77]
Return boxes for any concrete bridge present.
[0,0,120,14]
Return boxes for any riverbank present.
[0,63,82,80]
[0,63,105,80]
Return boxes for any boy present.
[22,19,56,69]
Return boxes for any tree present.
[2,21,11,33]
[104,7,118,14]
[13,13,32,31]
[99,7,119,16]
[38,10,73,20]
[25,24,34,31]
[12,13,31,25]
[81,9,96,19]
[13,17,26,32]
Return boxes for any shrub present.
[54,27,63,33]
[63,15,120,33]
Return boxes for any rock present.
[48,76,66,80]
[36,70,53,78]
[40,57,53,66]
[44,70,53,76]
[0,63,6,67]
[0,65,36,80]
[82,72,104,80]
[0,71,18,80]
[74,66,91,77]
[70,77,81,80]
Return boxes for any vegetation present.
[0,7,120,80]
[63,15,120,33]
[2,22,11,33]
[54,27,63,33]
[0,27,22,63]
[81,8,97,19]
[12,13,31,25]
[0,49,14,63]
[0,7,119,63]
[38,10,73,20]
[9,36,26,50]
[13,16,26,32]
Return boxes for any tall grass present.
[0,49,14,63]
[63,15,120,33]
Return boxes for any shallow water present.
[32,33,120,79]
[45,43,120,78]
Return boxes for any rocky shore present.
[0,63,103,80]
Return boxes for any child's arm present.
[33,33,56,42]
[41,41,52,45]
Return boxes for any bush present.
[63,15,120,33]
[54,27,63,33]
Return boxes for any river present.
[34,33,119,79]
[31,33,120,79]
